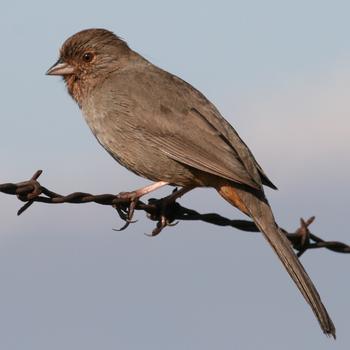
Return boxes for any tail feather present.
[217,184,336,338]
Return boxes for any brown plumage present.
[47,28,335,337]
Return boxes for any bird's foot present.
[113,185,193,234]
[146,186,193,237]
[112,181,169,231]
[113,191,139,231]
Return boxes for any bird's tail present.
[216,182,336,338]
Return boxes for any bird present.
[47,28,335,337]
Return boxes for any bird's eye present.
[82,52,94,62]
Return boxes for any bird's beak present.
[46,59,75,76]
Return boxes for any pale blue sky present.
[0,1,349,349]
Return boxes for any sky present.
[0,0,349,349]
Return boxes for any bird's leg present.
[115,181,169,226]
[147,186,194,236]
[117,181,169,201]
[163,185,194,203]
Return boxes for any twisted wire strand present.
[1,170,349,254]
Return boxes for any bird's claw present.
[145,215,175,237]
[113,191,140,229]
[113,188,182,235]
[113,218,138,232]
[145,196,180,237]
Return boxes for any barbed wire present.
[1,170,349,256]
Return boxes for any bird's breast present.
[81,96,140,171]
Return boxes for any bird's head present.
[47,28,130,105]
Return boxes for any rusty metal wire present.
[1,170,349,255]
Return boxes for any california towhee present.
[47,28,335,337]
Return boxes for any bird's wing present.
[167,74,277,189]
[102,63,276,190]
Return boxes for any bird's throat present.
[64,75,87,108]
